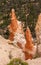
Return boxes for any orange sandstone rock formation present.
[8,9,36,60]
[24,27,36,60]
[8,9,25,48]
[25,27,34,50]
[8,9,18,41]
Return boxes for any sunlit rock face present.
[0,35,25,65]
[10,47,25,60]
[26,57,41,65]
[35,13,41,44]
[0,35,41,65]
[12,20,26,48]
[38,44,41,56]
[0,36,10,65]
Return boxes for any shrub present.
[7,58,28,65]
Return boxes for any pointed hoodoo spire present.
[25,27,34,50]
[10,9,18,32]
[24,26,36,60]
[8,8,25,42]
[8,9,18,41]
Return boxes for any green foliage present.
[7,58,28,65]
[0,14,10,29]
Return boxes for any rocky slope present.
[0,35,41,65]
[0,35,25,65]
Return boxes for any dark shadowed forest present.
[0,0,41,38]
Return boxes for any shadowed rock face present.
[35,13,41,44]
